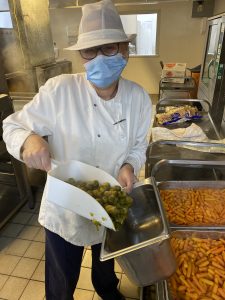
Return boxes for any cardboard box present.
[161,63,186,83]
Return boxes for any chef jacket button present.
[97,134,101,137]
[96,166,99,168]
[94,104,97,107]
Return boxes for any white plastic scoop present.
[45,160,121,231]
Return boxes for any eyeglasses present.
[80,43,119,60]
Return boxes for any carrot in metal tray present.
[168,236,225,300]
[160,188,225,226]
[218,288,225,299]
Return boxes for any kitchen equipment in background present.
[187,64,201,98]
[158,77,196,100]
[35,60,72,89]
[100,179,176,287]
[145,140,225,180]
[154,98,220,139]
[198,14,225,137]
[140,281,168,300]
[161,63,187,84]
[0,0,72,94]
[0,94,34,229]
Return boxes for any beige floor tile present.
[119,274,139,299]
[115,261,122,273]
[74,288,94,300]
[0,276,28,300]
[82,249,92,267]
[32,261,45,282]
[20,280,45,300]
[41,253,45,260]
[0,274,9,290]
[18,225,40,241]
[33,227,45,243]
[0,254,21,275]
[0,237,14,254]
[24,241,45,259]
[6,238,31,256]
[12,257,39,279]
[77,267,94,291]
[93,293,139,300]
[20,202,34,213]
[11,212,33,225]
[93,293,100,300]
[27,214,40,227]
[0,223,24,238]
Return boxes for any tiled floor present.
[0,100,156,300]
[0,187,143,300]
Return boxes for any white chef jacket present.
[3,73,152,246]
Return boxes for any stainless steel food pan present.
[140,281,167,300]
[146,140,225,180]
[164,230,225,300]
[159,180,225,230]
[151,159,225,230]
[154,98,221,140]
[155,98,211,114]
[100,179,177,287]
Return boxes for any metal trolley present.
[158,77,196,100]
[142,97,225,299]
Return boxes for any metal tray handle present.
[156,98,211,113]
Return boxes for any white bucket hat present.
[65,0,134,51]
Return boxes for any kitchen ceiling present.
[49,0,190,9]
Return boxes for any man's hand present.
[117,163,137,194]
[21,134,51,171]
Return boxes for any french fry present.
[212,284,219,294]
[169,235,225,300]
[211,293,222,300]
[160,188,225,226]
[218,288,225,299]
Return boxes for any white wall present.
[49,1,206,94]
[213,0,225,15]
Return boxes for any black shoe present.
[102,289,125,300]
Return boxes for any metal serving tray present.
[100,179,176,287]
[146,140,225,180]
[154,98,221,140]
[140,281,167,300]
[151,160,225,230]
[158,180,225,230]
[163,230,225,300]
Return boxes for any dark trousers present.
[45,229,119,300]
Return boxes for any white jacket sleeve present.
[124,91,152,175]
[3,82,56,161]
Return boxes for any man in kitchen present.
[3,0,152,299]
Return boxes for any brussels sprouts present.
[66,178,133,230]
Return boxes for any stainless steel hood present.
[49,0,189,8]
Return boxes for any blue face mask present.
[84,53,127,89]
